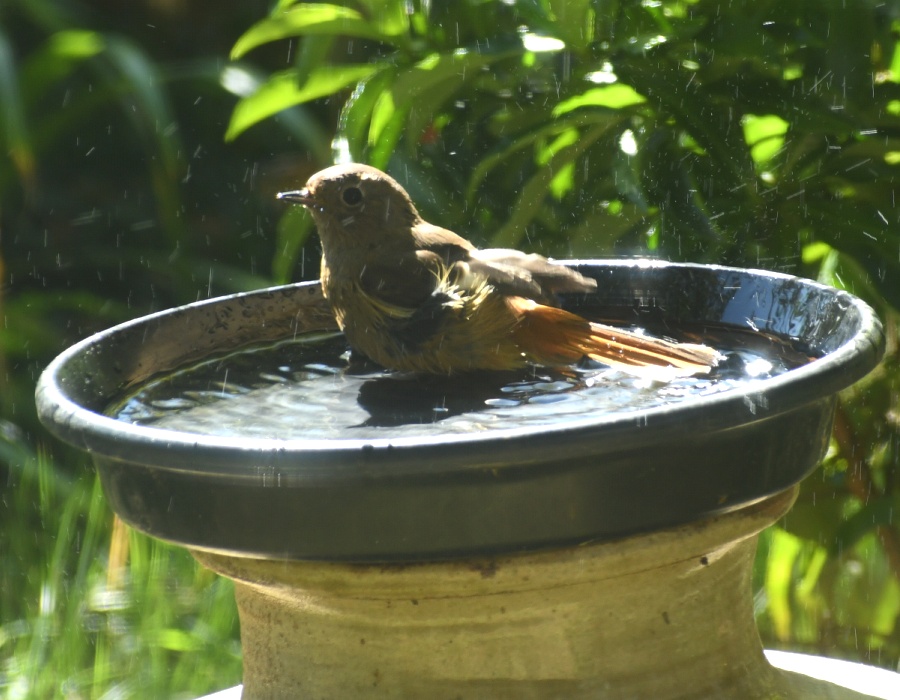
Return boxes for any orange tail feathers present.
[507,297,722,376]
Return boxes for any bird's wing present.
[411,222,476,262]
[465,248,597,304]
[357,250,444,310]
[412,222,595,304]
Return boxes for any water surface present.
[110,329,809,440]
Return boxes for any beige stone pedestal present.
[194,487,879,699]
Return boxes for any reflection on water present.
[109,328,809,440]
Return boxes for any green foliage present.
[0,439,241,698]
[0,1,286,697]
[1,0,899,696]
[0,24,184,235]
[230,0,900,289]
[231,0,900,670]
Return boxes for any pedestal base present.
[196,651,900,700]
[194,488,882,699]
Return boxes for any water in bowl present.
[109,328,810,440]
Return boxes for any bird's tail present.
[508,296,722,377]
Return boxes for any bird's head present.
[277,164,422,251]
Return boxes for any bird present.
[277,163,722,377]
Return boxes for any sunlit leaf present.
[795,547,829,602]
[800,241,833,265]
[356,0,410,38]
[366,48,521,165]
[368,102,407,170]
[41,28,104,58]
[369,88,397,148]
[553,84,646,115]
[491,121,614,247]
[19,30,105,106]
[150,628,204,652]
[742,114,789,165]
[871,578,900,637]
[549,160,575,199]
[231,3,405,60]
[336,67,398,161]
[537,128,579,165]
[890,40,900,83]
[468,111,621,198]
[226,64,378,141]
[764,528,804,640]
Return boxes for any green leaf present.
[335,67,398,161]
[553,84,647,115]
[402,75,471,155]
[103,36,185,245]
[368,90,408,170]
[150,628,203,652]
[103,36,179,173]
[356,0,410,38]
[763,527,804,639]
[802,199,900,309]
[490,121,615,248]
[565,201,650,256]
[273,205,316,284]
[19,30,105,106]
[616,54,757,189]
[548,0,594,51]
[890,39,900,83]
[741,114,789,165]
[231,3,405,60]
[369,85,398,148]
[638,128,726,253]
[225,64,378,141]
[0,29,35,191]
[366,47,521,165]
[831,496,900,555]
[781,495,847,546]
[371,50,506,142]
[467,111,619,198]
[537,128,580,166]
[291,34,335,87]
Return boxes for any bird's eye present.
[342,186,363,206]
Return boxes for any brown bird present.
[277,164,721,377]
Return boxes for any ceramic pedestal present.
[194,487,879,700]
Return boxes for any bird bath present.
[36,260,890,699]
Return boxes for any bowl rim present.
[35,259,885,479]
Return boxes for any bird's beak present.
[276,188,314,205]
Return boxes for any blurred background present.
[1,0,899,696]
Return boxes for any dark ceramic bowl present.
[35,261,884,561]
